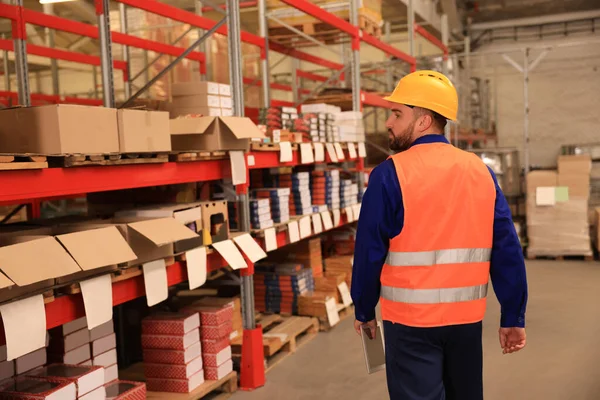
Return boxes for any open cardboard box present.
[198,201,229,245]
[117,109,171,153]
[170,116,265,152]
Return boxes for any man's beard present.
[389,121,415,153]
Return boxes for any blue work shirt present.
[351,134,528,328]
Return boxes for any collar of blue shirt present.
[410,134,450,148]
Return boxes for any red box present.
[201,337,230,354]
[204,359,232,381]
[182,304,233,327]
[202,346,232,368]
[144,355,203,379]
[200,320,233,341]
[104,380,146,400]
[141,329,199,350]
[0,377,76,400]
[143,341,201,365]
[142,312,200,336]
[146,369,204,393]
[25,364,104,397]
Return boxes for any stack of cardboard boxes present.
[25,364,105,400]
[170,82,232,118]
[526,154,592,256]
[254,263,315,315]
[332,111,365,143]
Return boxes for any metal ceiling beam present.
[471,10,600,31]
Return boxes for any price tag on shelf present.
[344,206,355,222]
[247,154,255,166]
[347,142,358,159]
[233,233,267,263]
[279,141,293,162]
[143,259,168,307]
[212,240,248,270]
[0,294,46,360]
[299,216,312,238]
[332,209,341,227]
[229,150,247,185]
[334,143,345,160]
[358,142,367,158]
[313,142,325,162]
[288,221,300,243]
[325,297,340,327]
[321,211,334,231]
[338,282,353,307]
[185,246,207,290]
[300,143,314,164]
[325,143,338,162]
[352,203,361,220]
[80,274,112,329]
[264,227,278,252]
[312,214,323,234]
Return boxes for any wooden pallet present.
[170,151,228,162]
[0,153,48,170]
[48,153,169,167]
[358,15,381,37]
[527,253,594,261]
[319,303,354,332]
[250,142,299,152]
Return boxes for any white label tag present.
[334,143,345,160]
[264,227,278,252]
[325,143,339,162]
[212,240,248,270]
[288,221,300,243]
[321,211,333,230]
[233,233,267,263]
[0,295,46,361]
[332,209,341,227]
[345,206,355,222]
[143,259,168,307]
[229,150,247,185]
[348,142,358,159]
[358,142,367,158]
[247,154,255,166]
[299,216,312,238]
[80,274,112,330]
[312,214,323,234]
[279,141,293,162]
[313,142,325,162]
[352,203,361,220]
[338,282,353,307]
[185,247,207,290]
[300,143,314,164]
[325,298,340,327]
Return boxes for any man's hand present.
[354,319,377,339]
[499,327,526,354]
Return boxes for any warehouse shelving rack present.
[0,0,451,392]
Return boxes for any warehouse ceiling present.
[465,0,600,22]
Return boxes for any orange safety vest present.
[380,142,496,328]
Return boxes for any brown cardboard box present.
[198,201,229,245]
[117,109,171,153]
[0,105,119,154]
[170,116,265,152]
[172,81,220,96]
[558,155,592,175]
[557,174,590,198]
[170,107,222,118]
[526,171,558,193]
[172,95,221,109]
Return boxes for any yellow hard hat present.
[384,70,458,121]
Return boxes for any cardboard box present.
[92,333,116,357]
[170,107,222,118]
[16,347,47,375]
[146,369,204,393]
[172,81,220,96]
[104,364,119,384]
[202,346,231,368]
[200,320,233,341]
[204,359,232,381]
[0,105,119,154]
[61,318,88,337]
[172,95,221,109]
[49,328,90,353]
[198,201,229,245]
[201,337,230,355]
[93,349,117,368]
[218,84,231,96]
[104,380,145,400]
[79,385,106,400]
[89,320,114,342]
[0,377,76,400]
[142,313,200,336]
[558,154,592,175]
[143,341,202,365]
[219,96,232,109]
[558,174,590,197]
[117,109,171,153]
[50,344,91,366]
[79,360,93,367]
[170,116,265,152]
[526,171,558,192]
[144,355,203,379]
[141,329,200,350]
[181,305,233,327]
[26,364,104,397]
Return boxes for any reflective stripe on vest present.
[385,248,492,267]
[381,283,488,304]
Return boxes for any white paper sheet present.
[332,209,341,227]
[536,186,556,206]
[247,155,255,166]
[345,206,355,222]
[299,217,312,238]
[80,275,113,330]
[325,143,339,162]
[334,143,345,160]
[312,214,323,234]
[229,150,247,185]
[212,240,248,270]
[0,295,46,361]
[347,142,358,159]
[233,234,267,263]
[279,141,293,162]
[264,228,278,252]
[313,142,325,162]
[352,203,362,220]
[300,143,314,164]
[321,211,334,230]
[325,298,340,327]
[338,282,353,307]
[143,259,168,307]
[358,142,367,158]
[185,247,207,290]
[288,221,300,243]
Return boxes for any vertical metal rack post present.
[119,3,132,99]
[96,0,115,107]
[12,0,30,106]
[350,0,364,190]
[258,0,271,107]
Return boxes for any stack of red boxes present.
[104,380,146,399]
[142,312,204,393]
[25,364,105,400]
[182,303,233,381]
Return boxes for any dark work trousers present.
[383,320,483,400]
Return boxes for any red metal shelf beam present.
[296,69,329,82]
[361,91,391,109]
[414,23,448,57]
[0,90,103,106]
[243,77,311,95]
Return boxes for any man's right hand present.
[354,319,377,339]
[499,327,526,354]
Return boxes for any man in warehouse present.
[351,70,528,400]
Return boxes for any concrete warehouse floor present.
[232,260,600,400]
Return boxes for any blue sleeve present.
[487,166,528,328]
[351,160,403,322]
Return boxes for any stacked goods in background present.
[526,154,592,257]
[25,364,105,399]
[252,188,291,228]
[250,198,274,230]
[170,81,233,118]
[268,238,324,278]
[341,178,359,208]
[259,107,299,133]
[332,111,366,143]
[324,229,356,256]
[300,104,342,142]
[290,172,313,216]
[324,255,353,289]
[141,312,205,393]
[312,170,341,209]
[254,263,315,315]
[183,297,243,342]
